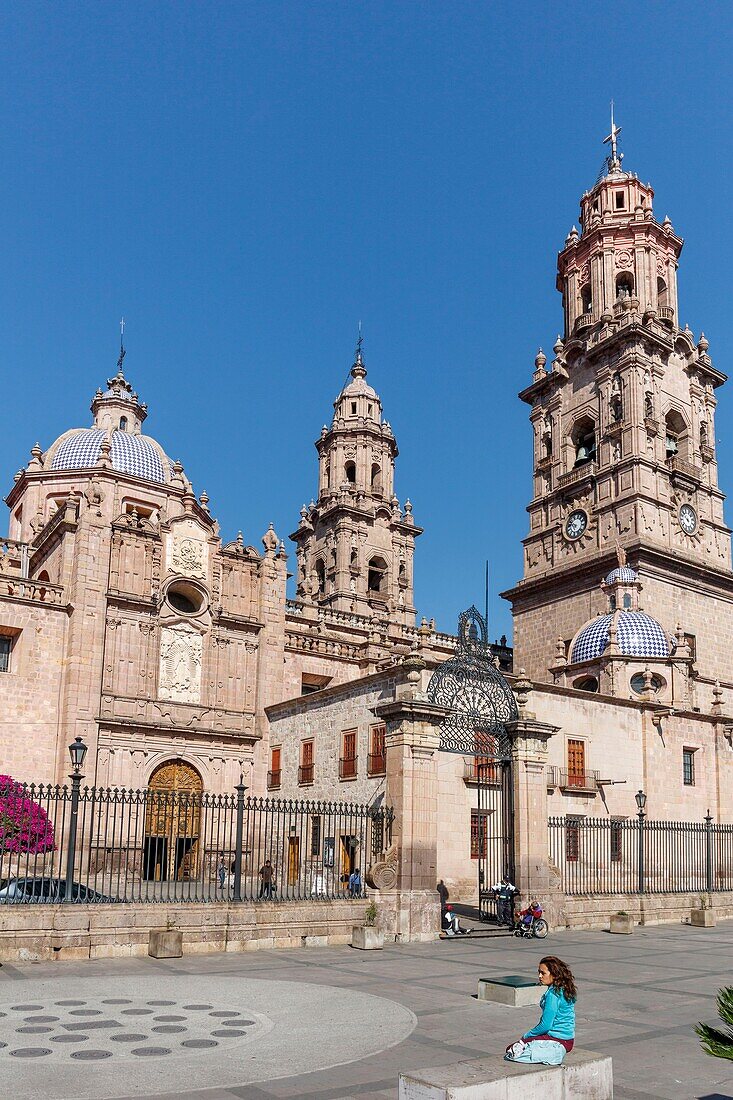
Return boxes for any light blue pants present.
[505,1039,567,1065]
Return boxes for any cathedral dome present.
[41,361,173,485]
[570,611,675,664]
[48,427,170,484]
[604,565,638,584]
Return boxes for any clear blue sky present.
[1,2,731,640]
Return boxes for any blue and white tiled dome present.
[571,611,674,664]
[604,565,638,584]
[50,428,168,483]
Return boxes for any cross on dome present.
[603,101,623,173]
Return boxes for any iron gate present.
[426,606,517,923]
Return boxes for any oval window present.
[630,672,664,695]
[166,581,205,616]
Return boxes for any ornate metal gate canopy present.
[426,606,518,756]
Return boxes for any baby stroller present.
[513,900,548,938]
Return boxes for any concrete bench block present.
[399,1049,612,1099]
[477,975,543,1008]
[148,929,182,958]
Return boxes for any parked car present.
[0,877,113,903]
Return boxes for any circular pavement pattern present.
[0,997,267,1062]
[1,975,416,1100]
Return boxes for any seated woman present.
[505,955,576,1065]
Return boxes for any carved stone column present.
[506,670,560,917]
[371,652,447,942]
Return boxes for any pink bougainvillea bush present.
[0,775,56,853]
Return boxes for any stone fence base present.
[549,891,733,930]
[0,899,368,962]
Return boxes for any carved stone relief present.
[166,520,208,580]
[159,623,203,703]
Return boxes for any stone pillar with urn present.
[368,649,447,942]
[506,669,562,924]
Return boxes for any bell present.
[576,444,589,461]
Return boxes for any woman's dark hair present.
[540,955,577,1003]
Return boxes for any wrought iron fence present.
[0,780,392,905]
[550,814,733,895]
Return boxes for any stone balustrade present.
[0,576,65,605]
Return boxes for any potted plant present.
[352,900,384,950]
[691,894,716,928]
[609,910,634,934]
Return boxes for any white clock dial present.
[679,504,697,535]
[565,509,588,540]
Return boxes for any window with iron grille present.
[470,809,488,860]
[473,731,498,781]
[565,818,580,862]
[368,724,386,775]
[0,636,11,674]
[267,746,281,790]
[610,819,623,863]
[683,748,696,786]
[311,815,321,857]
[298,740,314,785]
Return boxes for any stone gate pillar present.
[371,652,447,942]
[506,670,560,911]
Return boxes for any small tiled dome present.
[571,611,674,664]
[605,565,638,584]
[50,428,168,483]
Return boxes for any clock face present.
[565,509,588,540]
[679,504,697,535]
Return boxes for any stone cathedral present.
[1,124,732,897]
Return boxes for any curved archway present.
[144,759,203,882]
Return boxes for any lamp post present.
[65,737,88,903]
[232,773,248,903]
[635,789,646,894]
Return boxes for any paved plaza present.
[0,922,731,1099]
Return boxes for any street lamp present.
[635,789,646,894]
[68,736,88,776]
[64,737,88,903]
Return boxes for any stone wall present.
[554,891,733,930]
[0,899,368,962]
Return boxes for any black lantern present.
[68,736,88,775]
[635,789,647,813]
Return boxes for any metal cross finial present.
[603,100,622,167]
[117,317,126,370]
[356,320,363,358]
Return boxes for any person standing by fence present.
[258,859,275,899]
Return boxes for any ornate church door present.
[144,760,203,883]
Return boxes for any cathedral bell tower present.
[290,338,421,626]
[502,115,732,688]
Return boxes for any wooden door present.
[287,837,300,885]
[567,740,585,786]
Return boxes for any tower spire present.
[603,101,623,173]
[351,321,367,379]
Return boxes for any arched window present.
[616,272,634,299]
[573,676,599,693]
[581,284,592,314]
[345,461,356,485]
[665,409,687,460]
[622,594,632,609]
[367,556,388,595]
[119,416,128,431]
[657,277,669,309]
[315,559,326,595]
[36,570,50,583]
[572,416,596,468]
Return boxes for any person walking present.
[491,873,518,927]
[258,859,275,899]
[217,856,226,893]
[348,867,362,898]
[504,956,577,1065]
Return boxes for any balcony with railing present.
[658,305,675,326]
[547,765,599,793]
[367,752,386,777]
[339,756,358,780]
[666,455,701,484]
[558,462,597,491]
[267,769,281,790]
[575,312,593,332]
[298,764,314,786]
